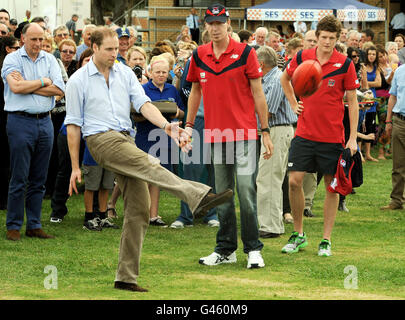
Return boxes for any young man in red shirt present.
[280,15,359,256]
[182,4,273,268]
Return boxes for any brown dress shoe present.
[25,228,55,239]
[6,230,20,241]
[194,189,233,218]
[114,281,148,292]
[380,204,404,210]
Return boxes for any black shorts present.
[288,136,344,175]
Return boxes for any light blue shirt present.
[76,43,89,61]
[1,46,65,113]
[262,67,297,127]
[186,14,199,29]
[389,64,405,116]
[64,58,151,138]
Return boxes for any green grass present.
[1,151,404,300]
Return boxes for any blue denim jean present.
[6,113,53,231]
[178,117,217,225]
[211,140,263,255]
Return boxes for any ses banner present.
[246,8,385,22]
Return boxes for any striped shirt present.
[262,66,297,127]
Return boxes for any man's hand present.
[345,137,358,156]
[180,126,193,153]
[261,133,274,160]
[163,121,191,148]
[293,101,304,115]
[10,71,24,81]
[68,168,82,196]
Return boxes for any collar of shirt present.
[145,79,169,92]
[206,36,235,59]
[307,47,341,64]
[263,66,280,83]
[87,57,119,76]
[20,45,45,62]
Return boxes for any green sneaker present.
[281,231,308,253]
[318,239,332,257]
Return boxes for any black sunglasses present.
[61,50,75,54]
[0,30,7,35]
[351,55,359,58]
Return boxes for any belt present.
[271,124,293,127]
[394,113,405,121]
[9,111,50,119]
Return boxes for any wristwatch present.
[261,127,270,134]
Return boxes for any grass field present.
[0,152,404,300]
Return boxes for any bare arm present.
[186,82,202,125]
[385,94,397,137]
[67,124,82,196]
[345,89,360,155]
[6,72,52,95]
[280,69,304,115]
[33,85,64,97]
[249,77,273,159]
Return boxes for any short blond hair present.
[127,46,147,64]
[149,55,170,71]
[58,39,77,52]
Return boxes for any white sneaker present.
[247,251,265,269]
[170,220,185,229]
[207,219,220,227]
[199,251,237,266]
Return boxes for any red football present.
[291,60,323,97]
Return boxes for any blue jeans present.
[177,117,217,225]
[211,140,263,255]
[6,113,53,231]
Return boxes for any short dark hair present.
[0,9,10,18]
[362,29,374,40]
[237,29,252,43]
[31,16,45,23]
[90,26,117,48]
[316,15,342,38]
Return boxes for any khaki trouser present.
[86,130,211,284]
[303,172,318,209]
[257,125,294,234]
[390,116,405,207]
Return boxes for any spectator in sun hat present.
[116,27,130,65]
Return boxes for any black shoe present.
[99,217,119,229]
[114,281,148,292]
[351,189,356,194]
[338,200,350,212]
[150,217,168,227]
[303,208,315,217]
[83,218,102,231]
[194,189,233,218]
[259,231,281,238]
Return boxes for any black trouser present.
[46,112,66,197]
[282,171,290,214]
[0,111,9,208]
[50,132,71,219]
[190,28,200,44]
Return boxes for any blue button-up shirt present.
[1,46,65,113]
[389,64,405,117]
[64,58,150,138]
[262,66,297,127]
[186,14,199,30]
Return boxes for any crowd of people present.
[0,4,404,292]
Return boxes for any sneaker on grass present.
[199,251,237,266]
[150,216,168,227]
[247,251,265,269]
[99,217,119,229]
[83,218,102,231]
[207,219,220,227]
[281,231,308,253]
[318,239,332,257]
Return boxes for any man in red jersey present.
[280,15,359,257]
[182,4,273,269]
